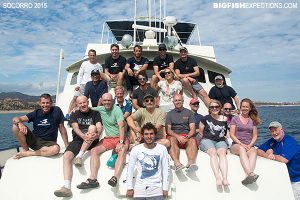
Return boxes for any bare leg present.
[180,78,196,98]
[169,137,182,166]
[12,124,29,151]
[116,72,124,86]
[207,148,222,186]
[63,151,75,181]
[185,139,198,166]
[157,139,171,148]
[217,148,229,186]
[247,147,257,174]
[68,96,77,114]
[15,145,60,159]
[199,89,211,108]
[89,145,106,179]
[150,75,159,90]
[114,144,129,178]
[78,125,98,153]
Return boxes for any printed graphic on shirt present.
[206,120,227,137]
[137,152,160,179]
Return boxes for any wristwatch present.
[185,135,190,139]
[119,140,124,144]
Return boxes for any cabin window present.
[207,70,226,84]
[70,72,78,85]
[196,67,206,83]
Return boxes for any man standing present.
[132,71,158,110]
[174,47,210,107]
[127,93,170,147]
[54,96,103,197]
[124,44,149,95]
[12,93,68,159]
[166,94,198,171]
[126,123,169,200]
[68,49,104,114]
[77,93,129,189]
[84,69,108,107]
[151,43,174,89]
[208,75,240,111]
[257,121,300,200]
[104,44,127,86]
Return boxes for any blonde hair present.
[165,68,179,80]
[208,99,222,115]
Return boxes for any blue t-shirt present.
[26,106,65,141]
[114,98,132,115]
[258,134,300,182]
[194,112,203,130]
[84,80,108,107]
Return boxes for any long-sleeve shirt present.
[126,143,170,196]
[77,60,103,85]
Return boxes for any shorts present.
[200,138,227,152]
[97,136,129,150]
[134,185,163,199]
[65,137,99,155]
[192,82,203,92]
[25,128,58,151]
[167,133,199,149]
[74,84,85,96]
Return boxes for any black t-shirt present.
[200,115,227,142]
[153,54,174,71]
[104,55,126,74]
[26,106,65,141]
[84,80,108,107]
[208,85,237,109]
[126,57,149,71]
[174,57,198,74]
[132,86,158,108]
[70,109,102,139]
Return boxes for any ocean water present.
[0,106,300,150]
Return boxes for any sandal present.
[185,164,198,172]
[174,163,185,171]
[108,176,118,187]
[77,178,99,189]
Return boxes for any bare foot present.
[14,151,33,159]
[216,178,222,186]
[222,179,230,186]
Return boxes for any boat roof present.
[106,20,196,44]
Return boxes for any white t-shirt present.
[76,60,103,85]
[126,143,170,197]
[158,80,182,112]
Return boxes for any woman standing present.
[199,99,229,186]
[156,68,182,112]
[230,98,261,185]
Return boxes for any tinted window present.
[207,70,226,84]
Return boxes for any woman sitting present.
[156,68,182,112]
[199,99,229,186]
[230,98,261,185]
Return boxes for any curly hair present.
[141,122,157,136]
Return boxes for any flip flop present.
[175,164,185,171]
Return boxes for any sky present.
[0,0,299,102]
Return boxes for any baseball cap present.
[268,121,282,129]
[190,98,199,105]
[158,44,167,51]
[143,93,155,100]
[179,46,188,52]
[91,69,100,75]
[214,75,223,80]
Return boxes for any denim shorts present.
[200,138,227,152]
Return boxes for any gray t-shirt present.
[166,108,195,134]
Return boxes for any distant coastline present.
[0,109,34,114]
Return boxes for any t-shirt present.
[104,55,126,74]
[131,108,166,139]
[26,106,65,141]
[166,108,195,134]
[114,98,132,115]
[230,115,254,145]
[194,112,204,130]
[84,80,108,107]
[258,134,300,182]
[158,80,182,112]
[208,85,237,109]
[93,105,124,137]
[200,115,227,142]
[77,60,103,85]
[153,54,174,71]
[174,57,198,74]
[132,86,158,108]
[70,109,102,140]
[126,57,149,72]
[126,143,170,197]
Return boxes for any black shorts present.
[65,137,99,156]
[25,128,58,151]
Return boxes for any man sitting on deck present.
[77,93,129,189]
[11,93,69,159]
[257,121,300,200]
[54,96,103,197]
[166,94,198,171]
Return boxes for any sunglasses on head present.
[144,99,154,103]
[209,105,220,109]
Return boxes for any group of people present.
[11,44,300,200]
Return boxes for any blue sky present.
[0,0,299,102]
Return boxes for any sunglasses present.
[159,49,167,51]
[91,74,100,76]
[192,103,199,106]
[209,105,220,109]
[165,71,172,75]
[144,99,154,103]
[224,108,231,111]
[138,77,146,81]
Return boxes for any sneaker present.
[54,186,72,197]
[74,157,83,167]
[77,179,99,189]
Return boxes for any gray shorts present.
[74,84,85,96]
[192,82,203,92]
[200,138,227,152]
